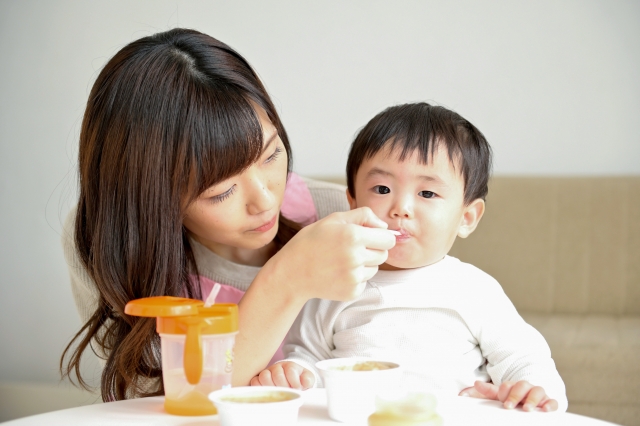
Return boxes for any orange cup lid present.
[124,296,204,318]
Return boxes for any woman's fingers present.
[339,206,388,230]
[268,207,396,302]
[360,248,389,266]
[360,266,381,283]
[343,209,396,252]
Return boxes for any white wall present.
[0,0,639,390]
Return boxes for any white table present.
[4,388,619,426]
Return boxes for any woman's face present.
[183,105,288,263]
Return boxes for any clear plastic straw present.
[204,283,221,308]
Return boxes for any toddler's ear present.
[457,198,485,238]
[346,188,357,210]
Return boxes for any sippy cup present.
[124,296,238,416]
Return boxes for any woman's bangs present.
[187,87,264,199]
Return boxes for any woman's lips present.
[251,215,277,232]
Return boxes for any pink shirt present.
[195,173,318,366]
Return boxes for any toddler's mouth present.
[392,228,411,241]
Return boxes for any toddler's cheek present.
[384,247,420,269]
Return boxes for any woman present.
[61,28,395,401]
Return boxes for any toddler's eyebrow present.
[418,175,444,185]
[366,167,444,185]
[366,167,394,178]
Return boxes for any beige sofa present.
[448,177,640,425]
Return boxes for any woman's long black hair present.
[61,28,298,401]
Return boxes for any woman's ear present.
[457,198,485,238]
[346,188,357,210]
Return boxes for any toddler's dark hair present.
[346,102,492,205]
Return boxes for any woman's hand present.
[459,380,558,412]
[233,207,394,386]
[270,207,396,302]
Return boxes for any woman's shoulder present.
[301,176,350,219]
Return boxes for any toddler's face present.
[348,144,484,270]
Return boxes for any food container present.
[316,357,402,423]
[209,386,304,426]
[124,296,238,416]
[368,391,443,426]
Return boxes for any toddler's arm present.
[250,361,315,389]
[469,280,568,411]
[252,297,339,388]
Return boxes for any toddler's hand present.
[459,380,558,412]
[249,361,315,390]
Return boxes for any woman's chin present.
[246,225,279,249]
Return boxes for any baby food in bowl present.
[333,360,395,371]
[316,358,402,423]
[220,391,299,403]
[209,386,303,426]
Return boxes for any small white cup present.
[209,386,304,426]
[316,357,402,423]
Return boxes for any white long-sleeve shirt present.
[284,255,568,411]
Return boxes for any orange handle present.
[183,319,203,385]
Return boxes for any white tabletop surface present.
[3,388,619,426]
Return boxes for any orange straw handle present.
[182,318,203,385]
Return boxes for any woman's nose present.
[246,172,275,215]
[390,195,414,219]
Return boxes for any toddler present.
[251,102,567,412]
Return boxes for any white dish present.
[316,357,402,423]
[209,386,304,426]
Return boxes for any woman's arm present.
[232,207,395,385]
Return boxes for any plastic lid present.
[124,296,239,385]
[124,296,204,317]
[156,304,239,335]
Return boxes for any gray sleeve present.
[302,177,350,219]
[61,207,100,326]
[61,207,110,364]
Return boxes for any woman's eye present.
[265,146,283,164]
[419,190,436,199]
[373,185,391,195]
[210,185,236,204]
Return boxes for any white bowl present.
[316,357,402,423]
[208,386,304,426]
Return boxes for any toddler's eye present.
[373,185,390,195]
[419,191,436,198]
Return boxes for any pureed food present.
[333,361,395,371]
[221,391,299,403]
